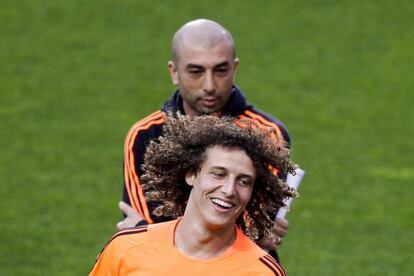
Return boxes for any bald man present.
[118,19,291,260]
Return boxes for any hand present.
[258,217,289,251]
[272,217,289,240]
[116,201,144,230]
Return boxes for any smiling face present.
[185,145,256,230]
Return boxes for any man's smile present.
[211,197,235,209]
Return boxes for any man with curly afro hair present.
[90,114,296,275]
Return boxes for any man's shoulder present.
[239,107,286,127]
[110,221,173,245]
[231,229,286,275]
[124,110,166,147]
[109,221,174,255]
[246,254,287,276]
[237,107,291,145]
[147,220,177,242]
[128,110,166,132]
[103,225,150,253]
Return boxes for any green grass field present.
[1,1,413,275]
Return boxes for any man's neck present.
[174,215,236,260]
[182,101,197,117]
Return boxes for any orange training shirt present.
[89,219,286,275]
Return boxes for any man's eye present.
[188,70,203,74]
[238,179,252,187]
[215,68,229,74]
[211,172,225,178]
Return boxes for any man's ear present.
[168,61,179,85]
[185,172,195,187]
[232,58,240,82]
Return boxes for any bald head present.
[171,19,236,63]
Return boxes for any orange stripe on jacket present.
[237,114,279,147]
[123,111,166,223]
[125,113,165,222]
[237,111,286,175]
[241,110,285,147]
[124,111,164,216]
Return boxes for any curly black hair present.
[141,113,297,242]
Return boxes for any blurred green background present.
[1,0,413,275]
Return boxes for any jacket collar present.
[162,85,251,116]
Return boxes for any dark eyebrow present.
[210,166,255,180]
[210,166,226,171]
[185,61,230,71]
[185,64,205,70]
[213,61,230,69]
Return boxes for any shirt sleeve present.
[122,111,165,223]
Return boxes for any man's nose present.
[221,179,236,196]
[203,71,216,93]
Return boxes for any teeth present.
[211,198,234,208]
